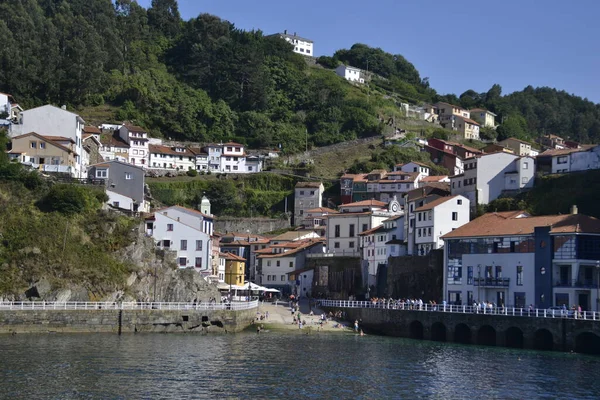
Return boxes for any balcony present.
[555,279,599,288]
[474,277,510,287]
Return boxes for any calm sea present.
[1,332,599,399]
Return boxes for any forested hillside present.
[1,0,600,151]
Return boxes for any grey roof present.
[278,33,313,43]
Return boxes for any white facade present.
[451,153,535,206]
[119,125,149,168]
[148,145,196,171]
[335,65,364,83]
[0,93,11,123]
[11,105,86,177]
[550,146,600,174]
[220,142,246,173]
[414,195,470,256]
[326,212,394,256]
[147,211,212,273]
[360,225,390,287]
[384,216,407,258]
[106,189,138,211]
[395,162,430,176]
[279,31,314,56]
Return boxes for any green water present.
[1,332,599,399]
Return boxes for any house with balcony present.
[441,207,600,311]
[145,204,214,274]
[10,105,86,177]
[9,132,78,176]
[256,238,325,295]
[450,152,535,207]
[148,144,196,171]
[294,181,325,226]
[469,108,497,128]
[413,195,470,256]
[88,160,149,213]
[189,147,209,171]
[118,124,149,167]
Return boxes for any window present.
[178,257,187,267]
[523,162,529,169]
[485,265,493,278]
[557,156,568,164]
[180,240,187,250]
[521,177,528,184]
[452,212,458,221]
[125,172,132,180]
[457,199,462,205]
[30,141,36,149]
[495,265,502,278]
[227,147,233,152]
[299,190,305,196]
[517,265,523,285]
[113,201,120,208]
[196,240,203,251]
[267,261,271,267]
[40,142,46,149]
[428,211,432,220]
[418,213,422,221]
[96,169,107,178]
[167,224,173,231]
[281,275,286,281]
[349,242,355,248]
[467,266,473,285]
[334,242,340,249]
[195,258,202,268]
[334,225,340,238]
[267,275,271,281]
[362,224,368,232]
[428,227,432,236]
[418,229,421,237]
[276,261,280,267]
[349,224,355,237]
[289,261,293,268]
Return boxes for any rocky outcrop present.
[20,223,221,303]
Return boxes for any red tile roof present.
[538,145,596,157]
[100,133,130,148]
[341,199,387,208]
[83,126,101,134]
[11,132,76,154]
[124,124,146,133]
[421,175,449,182]
[221,252,246,262]
[149,144,195,157]
[306,207,338,214]
[358,224,385,236]
[442,211,600,239]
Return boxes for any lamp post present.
[477,265,481,302]
[596,260,599,312]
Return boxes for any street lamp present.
[596,260,599,312]
[477,265,481,302]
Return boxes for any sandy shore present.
[252,300,354,334]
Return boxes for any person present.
[256,325,261,334]
[265,311,269,320]
[360,329,365,337]
[354,320,359,332]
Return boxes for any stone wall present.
[386,250,443,301]
[215,217,290,235]
[307,256,362,299]
[0,308,256,335]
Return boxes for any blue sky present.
[137,0,600,103]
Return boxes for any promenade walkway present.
[257,298,352,332]
[0,300,259,311]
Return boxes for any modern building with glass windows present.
[441,207,600,310]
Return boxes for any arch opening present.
[431,322,447,342]
[575,332,600,355]
[409,320,424,340]
[533,329,554,351]
[477,325,497,346]
[505,327,524,349]
[454,323,471,345]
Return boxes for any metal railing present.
[555,279,599,288]
[473,277,510,287]
[316,300,600,321]
[0,300,259,311]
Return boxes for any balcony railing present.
[474,277,510,287]
[555,279,599,288]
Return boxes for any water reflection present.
[1,333,600,399]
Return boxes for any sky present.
[137,0,600,103]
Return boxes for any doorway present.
[578,293,590,311]
[496,291,505,307]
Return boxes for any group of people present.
[367,297,439,311]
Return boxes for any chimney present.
[61,105,67,110]
[571,205,578,215]
[294,32,297,36]
[284,29,287,34]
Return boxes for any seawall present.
[0,308,256,334]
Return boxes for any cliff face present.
[19,223,221,303]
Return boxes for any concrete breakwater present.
[0,308,256,334]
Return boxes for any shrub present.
[37,184,105,215]
[186,169,198,177]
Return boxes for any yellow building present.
[222,252,246,285]
[469,108,497,128]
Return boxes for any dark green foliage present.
[186,169,198,177]
[36,184,106,215]
[348,146,448,175]
[316,56,339,69]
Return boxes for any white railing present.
[0,300,259,311]
[317,300,600,321]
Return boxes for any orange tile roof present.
[41,135,75,143]
[414,195,461,212]
[124,123,146,133]
[442,211,600,239]
[358,224,384,236]
[11,132,75,154]
[257,239,324,259]
[221,252,246,262]
[223,142,243,146]
[100,133,130,148]
[149,144,195,157]
[539,145,596,157]
[341,199,387,208]
[306,207,338,214]
[421,175,449,182]
[83,126,101,134]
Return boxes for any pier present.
[319,300,600,355]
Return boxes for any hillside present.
[1,0,599,155]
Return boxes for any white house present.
[245,155,263,173]
[395,162,430,176]
[118,124,149,168]
[303,207,339,230]
[294,181,325,226]
[145,204,214,274]
[276,30,314,56]
[450,152,535,207]
[384,215,407,258]
[537,145,600,175]
[335,65,364,83]
[148,144,196,171]
[10,104,86,177]
[99,133,130,162]
[205,144,222,172]
[413,195,470,256]
[221,142,246,173]
[441,208,600,310]
[0,92,14,124]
